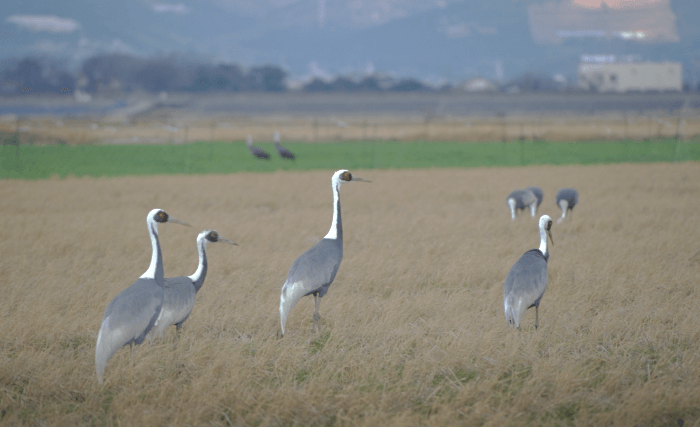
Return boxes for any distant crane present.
[274,131,295,160]
[95,209,190,384]
[555,188,578,224]
[506,189,538,220]
[147,230,237,342]
[503,215,554,330]
[279,169,370,336]
[525,186,543,215]
[246,135,270,160]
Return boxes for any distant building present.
[578,62,682,93]
[462,77,497,92]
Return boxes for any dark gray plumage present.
[246,135,270,160]
[555,188,578,223]
[504,215,553,330]
[506,189,538,220]
[95,209,190,384]
[525,186,543,212]
[279,169,370,336]
[147,230,237,342]
[274,132,295,160]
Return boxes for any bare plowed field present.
[1,163,699,426]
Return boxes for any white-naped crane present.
[147,230,237,342]
[246,135,270,160]
[503,215,553,330]
[279,169,370,337]
[506,189,538,220]
[555,188,578,224]
[95,209,190,384]
[274,132,295,160]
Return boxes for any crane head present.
[149,209,191,227]
[539,215,554,246]
[335,169,371,185]
[201,230,238,246]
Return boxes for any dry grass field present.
[1,163,700,426]
[3,113,700,145]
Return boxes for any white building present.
[578,61,682,93]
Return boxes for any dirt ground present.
[1,163,699,426]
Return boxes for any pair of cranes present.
[95,211,237,384]
[503,187,578,329]
[247,132,295,160]
[506,187,578,223]
[95,169,577,383]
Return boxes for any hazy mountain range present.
[1,0,699,85]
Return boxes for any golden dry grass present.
[1,163,700,426]
[2,113,700,144]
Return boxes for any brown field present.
[1,163,700,426]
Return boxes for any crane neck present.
[538,226,549,259]
[188,236,208,292]
[140,219,164,282]
[507,198,516,220]
[324,181,343,240]
[559,199,569,219]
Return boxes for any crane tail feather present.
[279,280,308,336]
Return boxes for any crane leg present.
[312,292,321,333]
[535,306,539,330]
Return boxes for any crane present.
[278,169,370,336]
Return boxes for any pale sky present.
[573,0,666,9]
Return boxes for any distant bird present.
[503,215,554,330]
[279,169,370,336]
[147,230,237,342]
[246,135,270,160]
[525,186,543,215]
[95,209,190,384]
[555,188,578,224]
[274,131,295,160]
[506,189,538,220]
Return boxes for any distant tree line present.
[3,53,698,95]
[0,54,289,95]
[0,54,443,95]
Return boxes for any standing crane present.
[95,209,190,384]
[147,230,237,342]
[555,188,578,224]
[503,215,554,330]
[274,131,295,160]
[279,169,370,336]
[506,189,538,220]
[246,135,270,160]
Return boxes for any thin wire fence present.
[1,112,700,146]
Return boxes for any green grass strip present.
[1,139,698,179]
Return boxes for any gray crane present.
[246,135,270,160]
[279,169,370,336]
[503,215,553,330]
[506,189,538,220]
[525,186,543,215]
[555,188,578,224]
[147,230,237,342]
[274,132,295,160]
[95,209,190,384]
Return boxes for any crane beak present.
[351,176,372,183]
[547,228,554,246]
[168,217,192,227]
[218,237,238,246]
